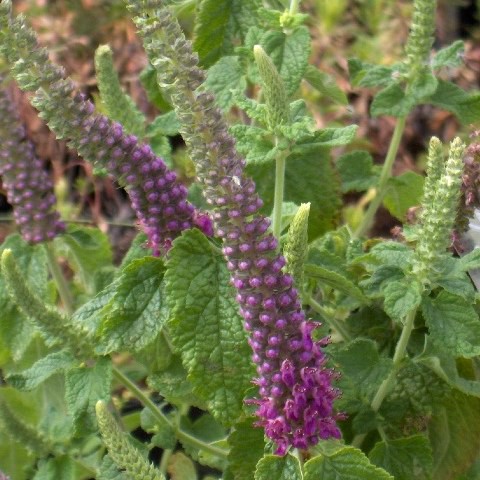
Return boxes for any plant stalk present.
[307,296,352,342]
[272,146,288,244]
[354,116,407,238]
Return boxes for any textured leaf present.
[360,265,405,298]
[227,418,265,480]
[303,125,357,148]
[194,0,261,67]
[432,40,465,70]
[206,56,247,110]
[98,257,167,353]
[54,225,112,293]
[0,435,34,480]
[337,151,379,193]
[371,82,415,117]
[304,65,348,105]
[304,446,393,480]
[304,264,369,303]
[409,72,438,101]
[167,452,197,480]
[255,454,303,480]
[383,278,422,322]
[369,435,433,480]
[428,80,480,124]
[248,147,341,239]
[429,389,480,480]
[348,59,396,88]
[98,454,128,480]
[65,357,112,433]
[33,456,75,480]
[354,242,413,270]
[7,350,75,391]
[165,230,254,426]
[435,272,476,303]
[146,112,180,137]
[458,248,480,271]
[383,171,424,221]
[261,26,311,95]
[422,292,480,358]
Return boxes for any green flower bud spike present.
[94,44,146,138]
[413,137,465,283]
[0,249,91,357]
[284,203,310,294]
[404,0,437,77]
[95,401,165,480]
[253,44,289,130]
[0,401,51,455]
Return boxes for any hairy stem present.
[289,0,301,15]
[272,145,288,244]
[112,366,228,459]
[307,296,352,342]
[354,116,407,238]
[44,242,74,315]
[352,306,417,448]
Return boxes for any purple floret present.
[0,80,65,243]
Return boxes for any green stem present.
[44,242,74,315]
[112,367,228,460]
[307,296,352,342]
[354,116,407,238]
[272,146,288,244]
[289,0,301,15]
[351,306,418,448]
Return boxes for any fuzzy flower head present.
[0,79,65,243]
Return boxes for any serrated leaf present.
[432,40,465,70]
[248,148,341,239]
[348,59,396,88]
[304,65,348,105]
[146,111,180,137]
[369,435,433,480]
[410,72,438,101]
[330,338,393,406]
[205,55,247,110]
[54,225,112,294]
[428,80,480,124]
[383,279,422,321]
[383,171,424,221]
[429,389,480,480]
[165,230,254,426]
[353,242,413,270]
[304,264,369,303]
[435,272,476,303]
[371,82,415,117]
[255,454,303,480]
[422,292,480,358]
[194,0,261,67]
[360,265,405,298]
[305,125,357,148]
[304,446,394,480]
[261,26,311,95]
[97,257,167,353]
[458,248,480,271]
[337,150,379,193]
[33,456,75,480]
[65,357,112,433]
[227,418,265,480]
[7,350,75,391]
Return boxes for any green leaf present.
[98,454,128,480]
[435,272,476,303]
[383,172,424,222]
[165,230,254,426]
[409,72,438,101]
[304,264,369,303]
[65,357,112,433]
[422,292,480,358]
[7,350,75,391]
[360,265,405,298]
[348,59,396,88]
[146,111,180,137]
[139,64,171,111]
[383,278,422,321]
[304,445,394,480]
[304,125,357,148]
[432,40,465,70]
[369,435,433,480]
[261,26,311,95]
[205,55,247,110]
[255,454,303,480]
[428,80,480,124]
[98,257,167,353]
[54,225,112,294]
[194,0,261,67]
[304,65,348,105]
[167,452,197,480]
[458,248,480,271]
[227,418,265,480]
[33,456,75,480]
[429,389,480,480]
[353,242,413,270]
[370,82,415,117]
[330,338,393,406]
[337,150,379,193]
[0,435,34,480]
[248,147,341,239]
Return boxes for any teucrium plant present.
[1,0,480,479]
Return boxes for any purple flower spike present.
[0,80,65,244]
